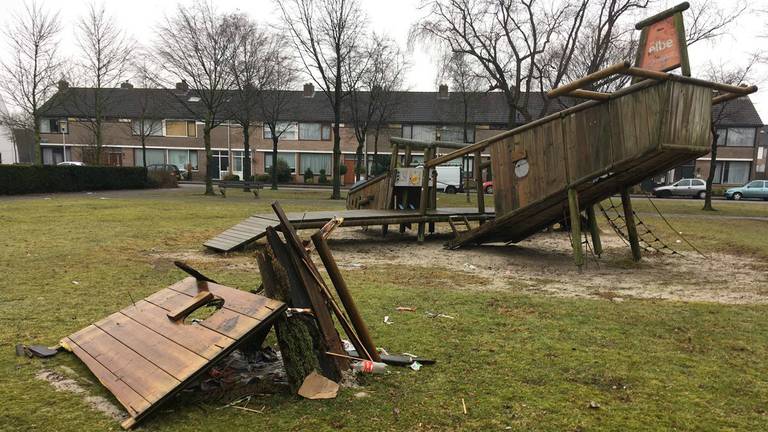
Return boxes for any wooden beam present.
[635,2,690,29]
[474,150,485,219]
[547,61,631,98]
[625,67,757,95]
[390,136,467,150]
[712,90,757,105]
[569,89,611,101]
[585,205,602,257]
[311,232,380,362]
[620,189,642,262]
[567,188,584,268]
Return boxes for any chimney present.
[438,84,449,99]
[120,80,134,89]
[58,80,69,91]
[303,82,315,98]
[175,80,189,91]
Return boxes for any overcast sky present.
[2,0,767,122]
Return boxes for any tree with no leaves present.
[346,33,406,181]
[0,0,63,165]
[155,1,237,195]
[74,2,133,165]
[129,58,169,170]
[277,0,367,199]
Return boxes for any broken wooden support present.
[585,205,603,256]
[311,232,381,362]
[567,188,584,267]
[166,291,214,321]
[474,150,485,224]
[621,188,642,262]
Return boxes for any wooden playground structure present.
[205,3,757,266]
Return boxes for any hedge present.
[0,165,151,195]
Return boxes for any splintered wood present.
[60,277,286,429]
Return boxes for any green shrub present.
[0,165,150,195]
[318,169,328,184]
[272,159,292,183]
[147,170,178,188]
[339,164,348,175]
[371,155,391,176]
[254,173,271,182]
[223,173,240,181]
[304,168,314,183]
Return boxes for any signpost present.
[633,2,690,79]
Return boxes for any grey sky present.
[2,0,766,122]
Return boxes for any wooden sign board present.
[394,167,425,187]
[634,3,690,76]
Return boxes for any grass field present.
[1,187,767,431]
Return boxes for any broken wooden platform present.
[204,207,495,252]
[60,277,286,429]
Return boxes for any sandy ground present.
[157,227,768,305]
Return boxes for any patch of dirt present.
[36,369,128,422]
[154,226,768,304]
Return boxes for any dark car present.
[146,164,183,180]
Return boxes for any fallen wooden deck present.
[61,277,286,429]
[204,207,495,252]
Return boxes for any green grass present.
[2,186,768,431]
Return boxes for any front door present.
[108,152,123,167]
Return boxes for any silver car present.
[653,178,707,199]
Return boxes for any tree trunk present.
[141,135,147,182]
[271,135,279,190]
[507,102,516,130]
[242,125,252,191]
[703,126,719,211]
[355,139,364,182]
[372,128,380,176]
[32,117,42,165]
[331,120,341,199]
[203,122,214,195]
[256,251,322,393]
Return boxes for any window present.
[717,127,757,147]
[677,179,691,187]
[713,161,751,184]
[166,120,197,137]
[401,124,413,139]
[300,153,331,173]
[322,124,331,140]
[746,180,763,188]
[232,150,245,173]
[438,125,475,143]
[264,122,298,140]
[134,149,166,166]
[264,151,296,173]
[299,123,322,140]
[691,179,706,186]
[40,118,68,134]
[131,120,162,136]
[412,125,436,142]
[168,149,199,170]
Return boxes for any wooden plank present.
[166,291,214,321]
[68,325,180,404]
[168,279,282,317]
[93,313,208,382]
[121,300,233,360]
[62,337,152,417]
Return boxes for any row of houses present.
[5,81,767,186]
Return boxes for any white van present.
[434,165,464,194]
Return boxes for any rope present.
[598,197,684,258]
[643,194,708,259]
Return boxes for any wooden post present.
[400,144,412,232]
[621,188,642,262]
[429,168,437,234]
[567,188,584,267]
[586,205,603,256]
[417,146,432,243]
[474,150,485,224]
[383,143,400,235]
[311,232,381,362]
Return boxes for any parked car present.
[725,180,768,200]
[483,180,493,194]
[146,163,183,180]
[652,178,707,199]
[57,161,85,166]
[415,165,464,193]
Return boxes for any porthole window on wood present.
[514,158,529,178]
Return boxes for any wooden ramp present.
[61,277,286,429]
[204,207,495,252]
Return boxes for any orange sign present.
[638,15,681,72]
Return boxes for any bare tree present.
[346,33,406,181]
[412,0,588,128]
[229,15,272,188]
[0,0,63,165]
[277,0,367,199]
[129,58,168,170]
[256,39,298,191]
[438,52,483,142]
[701,55,761,211]
[155,1,237,195]
[685,0,748,46]
[74,2,133,164]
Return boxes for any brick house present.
[38,81,763,186]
